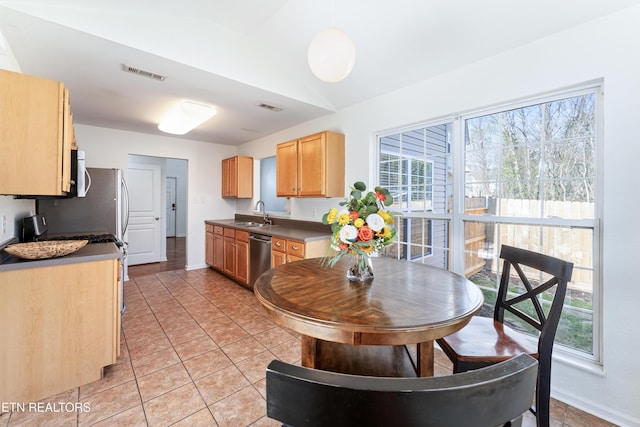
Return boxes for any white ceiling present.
[1,0,639,146]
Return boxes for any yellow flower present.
[376,227,392,239]
[337,213,350,225]
[379,210,394,225]
[360,244,375,254]
[326,208,338,224]
[353,218,365,228]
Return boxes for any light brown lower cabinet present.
[0,258,120,403]
[205,224,214,266]
[207,224,250,287]
[213,226,224,270]
[271,237,328,267]
[205,223,329,288]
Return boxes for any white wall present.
[74,124,238,270]
[237,7,640,426]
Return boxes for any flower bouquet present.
[322,181,396,281]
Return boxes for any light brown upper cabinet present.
[0,69,76,196]
[276,131,345,198]
[222,156,253,198]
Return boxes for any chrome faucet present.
[254,200,272,225]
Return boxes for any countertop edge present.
[205,219,331,242]
[0,243,121,272]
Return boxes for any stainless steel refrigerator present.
[36,167,130,312]
[36,167,129,241]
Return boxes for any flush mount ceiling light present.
[307,27,356,83]
[158,101,217,135]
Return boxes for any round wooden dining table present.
[254,256,484,377]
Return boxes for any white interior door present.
[166,177,177,238]
[127,163,162,265]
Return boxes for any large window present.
[377,86,601,360]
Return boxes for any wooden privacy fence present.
[465,198,593,288]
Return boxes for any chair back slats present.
[495,245,573,355]
[266,354,538,427]
[502,272,563,331]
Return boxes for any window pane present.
[465,94,596,220]
[464,221,594,354]
[380,124,451,215]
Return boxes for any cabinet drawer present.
[223,228,235,238]
[236,230,249,243]
[206,224,214,233]
[287,240,305,258]
[272,237,286,253]
[214,226,223,235]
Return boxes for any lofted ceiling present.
[1,0,639,146]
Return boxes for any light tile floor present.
[0,265,618,426]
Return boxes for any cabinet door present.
[0,70,68,196]
[213,234,224,270]
[276,140,299,197]
[287,255,304,263]
[236,156,253,198]
[0,259,118,403]
[298,133,326,197]
[272,250,287,268]
[223,236,236,276]
[205,231,214,266]
[235,240,250,285]
[222,157,238,198]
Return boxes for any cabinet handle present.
[275,242,281,247]
[291,187,296,191]
[291,245,298,250]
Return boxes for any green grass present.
[473,279,593,354]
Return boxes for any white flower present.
[339,225,358,243]
[366,213,384,232]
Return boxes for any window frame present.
[375,83,603,364]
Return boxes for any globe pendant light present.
[307,27,356,83]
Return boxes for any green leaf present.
[364,192,376,203]
[321,212,329,224]
[351,190,362,200]
[354,181,366,191]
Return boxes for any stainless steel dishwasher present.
[249,233,272,287]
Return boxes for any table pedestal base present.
[301,336,434,377]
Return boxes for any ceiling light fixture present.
[158,101,217,135]
[307,2,355,83]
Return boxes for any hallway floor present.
[0,238,617,426]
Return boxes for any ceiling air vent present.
[121,64,166,81]
[257,102,283,112]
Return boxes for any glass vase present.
[346,253,374,282]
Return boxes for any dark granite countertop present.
[0,242,121,273]
[205,215,331,242]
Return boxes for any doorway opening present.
[126,155,187,272]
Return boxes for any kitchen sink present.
[235,221,268,227]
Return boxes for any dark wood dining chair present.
[436,245,574,427]
[266,354,538,427]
